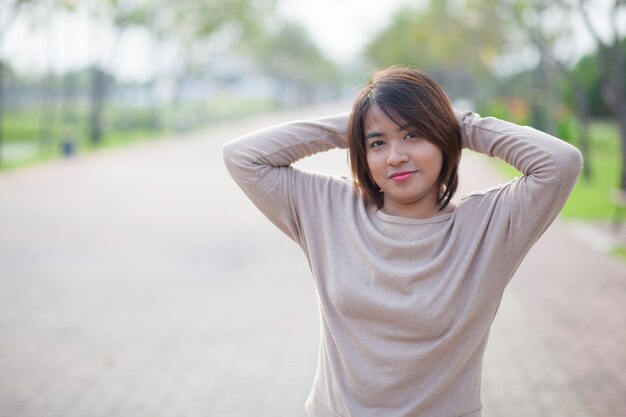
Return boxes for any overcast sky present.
[2,0,621,82]
[2,0,412,81]
[277,0,414,62]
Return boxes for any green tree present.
[144,0,276,129]
[364,0,508,101]
[82,0,154,145]
[576,0,626,190]
[84,0,277,142]
[0,0,38,164]
[510,0,626,188]
[496,0,594,179]
[572,52,613,118]
[242,21,343,106]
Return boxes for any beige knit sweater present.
[222,110,583,417]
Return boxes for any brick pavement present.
[1,104,625,416]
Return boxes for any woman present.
[223,67,583,417]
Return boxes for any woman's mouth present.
[390,171,416,182]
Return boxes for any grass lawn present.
[561,121,623,219]
[613,246,626,259]
[0,109,165,171]
[0,98,276,172]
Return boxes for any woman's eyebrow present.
[365,131,383,139]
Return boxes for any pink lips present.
[390,171,416,182]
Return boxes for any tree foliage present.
[364,0,510,99]
[233,19,344,106]
[247,21,340,85]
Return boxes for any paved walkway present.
[0,103,624,417]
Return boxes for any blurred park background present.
[1,1,626,416]
[1,0,626,239]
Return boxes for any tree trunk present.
[574,84,592,182]
[89,67,106,145]
[39,72,55,153]
[541,57,558,136]
[617,107,626,191]
[612,31,626,191]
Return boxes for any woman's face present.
[364,105,443,219]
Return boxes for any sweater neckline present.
[369,205,456,225]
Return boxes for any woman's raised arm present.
[456,109,583,247]
[222,112,350,240]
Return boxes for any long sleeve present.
[222,112,350,241]
[456,109,583,257]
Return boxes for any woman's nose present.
[387,142,409,165]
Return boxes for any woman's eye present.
[369,140,385,148]
[404,132,417,140]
